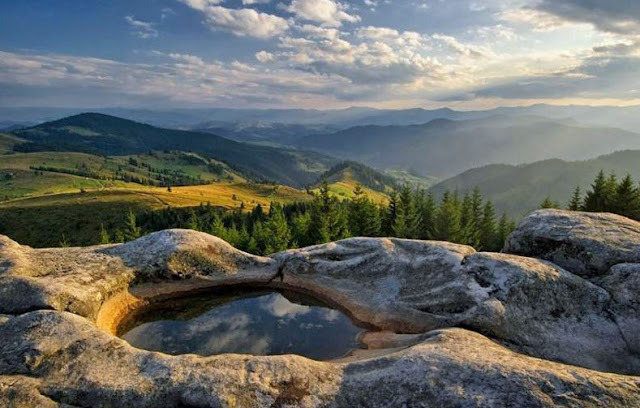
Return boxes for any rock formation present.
[1,209,639,407]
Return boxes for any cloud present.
[534,0,640,34]
[177,1,289,38]
[255,50,275,62]
[282,0,360,27]
[125,16,159,39]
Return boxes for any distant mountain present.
[315,161,397,193]
[193,122,339,146]
[297,116,640,178]
[429,150,640,218]
[3,104,640,132]
[10,113,336,188]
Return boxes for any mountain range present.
[296,115,640,178]
[10,113,335,188]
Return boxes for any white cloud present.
[282,0,360,27]
[256,50,275,62]
[125,16,159,39]
[177,1,290,38]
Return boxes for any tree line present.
[99,182,516,255]
[544,170,640,221]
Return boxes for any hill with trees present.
[429,150,640,218]
[11,113,335,187]
[297,116,640,178]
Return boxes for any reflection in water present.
[120,290,365,360]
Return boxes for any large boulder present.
[0,311,638,408]
[504,209,640,278]
[1,212,640,407]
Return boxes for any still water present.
[120,289,366,361]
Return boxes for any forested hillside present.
[430,150,640,217]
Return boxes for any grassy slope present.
[0,149,311,247]
[0,184,310,247]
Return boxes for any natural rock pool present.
[119,289,366,361]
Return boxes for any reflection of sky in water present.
[121,291,364,360]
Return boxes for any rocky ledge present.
[1,209,639,407]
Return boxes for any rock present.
[1,213,640,407]
[276,240,639,373]
[596,263,640,355]
[1,311,638,408]
[504,209,640,278]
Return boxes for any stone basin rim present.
[98,278,383,343]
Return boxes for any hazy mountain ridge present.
[2,104,639,132]
[297,116,640,178]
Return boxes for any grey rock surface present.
[504,209,640,277]
[1,211,640,407]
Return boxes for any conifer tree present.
[291,213,311,247]
[434,191,461,242]
[567,186,582,211]
[208,213,226,239]
[470,187,484,245]
[496,213,513,249]
[124,208,141,241]
[99,223,111,244]
[307,201,330,244]
[384,189,399,236]
[540,197,558,209]
[479,201,497,251]
[396,185,421,238]
[113,229,125,243]
[584,170,610,212]
[614,174,640,219]
[187,209,200,231]
[420,192,437,240]
[459,193,477,246]
[262,203,291,254]
[349,184,381,237]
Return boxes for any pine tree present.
[567,186,582,211]
[433,191,461,242]
[584,170,613,212]
[208,213,226,239]
[470,187,484,245]
[349,185,381,237]
[420,192,437,240]
[113,229,125,243]
[496,213,513,250]
[540,197,558,209]
[384,189,399,236]
[614,174,640,219]
[479,201,497,251]
[263,203,291,254]
[124,208,141,241]
[99,223,111,244]
[307,201,330,245]
[187,209,200,231]
[59,233,69,248]
[459,193,478,246]
[291,213,311,247]
[395,185,421,238]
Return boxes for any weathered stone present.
[504,209,640,277]
[1,211,640,407]
[1,311,638,408]
[596,263,640,355]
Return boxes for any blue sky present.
[1,0,639,109]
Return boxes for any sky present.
[1,0,639,109]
